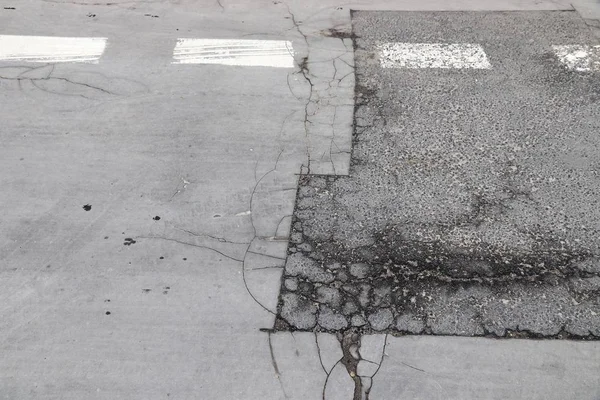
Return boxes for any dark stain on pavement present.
[321,28,356,39]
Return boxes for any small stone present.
[280,293,317,329]
[297,243,313,252]
[318,305,348,330]
[372,284,392,307]
[342,301,359,315]
[358,284,371,308]
[285,253,335,283]
[316,286,342,308]
[293,222,303,231]
[342,285,360,296]
[328,262,342,270]
[284,278,298,291]
[336,270,349,282]
[351,315,367,327]
[330,280,343,289]
[290,232,303,244]
[349,263,370,279]
[368,308,393,331]
[297,281,314,295]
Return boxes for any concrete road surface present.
[1,0,599,399]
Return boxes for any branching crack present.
[279,2,356,175]
[239,148,286,315]
[135,236,244,262]
[369,334,388,387]
[129,150,288,316]
[322,358,343,400]
[283,3,316,175]
[0,64,120,99]
[172,226,249,245]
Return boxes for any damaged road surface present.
[276,11,600,338]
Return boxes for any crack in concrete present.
[339,331,363,400]
[246,250,286,261]
[273,214,293,238]
[336,331,388,400]
[399,361,426,373]
[126,150,288,317]
[0,64,148,101]
[313,332,329,375]
[367,334,388,393]
[172,226,250,245]
[280,2,355,175]
[248,265,284,271]
[238,149,287,315]
[321,358,343,400]
[135,236,245,262]
[268,332,290,399]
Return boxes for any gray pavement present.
[1,1,600,399]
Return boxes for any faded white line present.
[553,45,600,72]
[173,39,294,68]
[0,35,107,63]
[378,43,492,69]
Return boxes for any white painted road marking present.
[0,35,107,63]
[378,43,492,69]
[553,45,600,72]
[172,39,294,68]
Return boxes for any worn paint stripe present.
[173,39,294,68]
[553,45,600,72]
[0,35,107,63]
[378,43,492,69]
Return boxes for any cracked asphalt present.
[277,10,600,339]
[2,1,600,399]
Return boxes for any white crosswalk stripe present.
[172,38,295,68]
[553,44,600,72]
[0,35,107,63]
[1,35,598,73]
[377,42,492,69]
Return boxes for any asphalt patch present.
[275,11,600,338]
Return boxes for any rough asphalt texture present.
[276,11,600,337]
